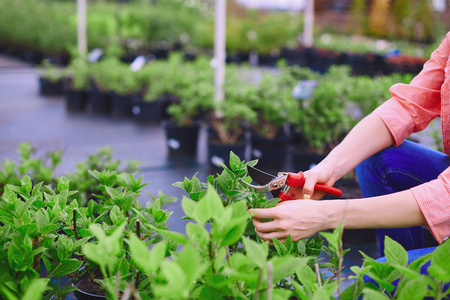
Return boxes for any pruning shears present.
[239,165,342,202]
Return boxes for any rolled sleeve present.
[374,99,416,147]
[411,168,450,243]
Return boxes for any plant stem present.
[255,267,262,300]
[209,240,216,274]
[135,220,141,290]
[226,246,243,294]
[32,236,39,272]
[266,262,273,300]
[136,220,141,239]
[437,281,443,300]
[73,208,79,240]
[352,262,364,300]
[314,263,322,288]
[337,207,347,300]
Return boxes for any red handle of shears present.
[278,172,343,202]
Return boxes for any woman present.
[249,32,450,258]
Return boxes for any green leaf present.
[340,281,365,300]
[362,288,390,300]
[158,229,189,245]
[130,235,165,276]
[384,236,408,267]
[311,288,331,300]
[174,243,206,287]
[229,151,242,171]
[271,256,310,283]
[319,223,341,254]
[57,176,71,192]
[297,240,306,256]
[51,259,83,278]
[40,224,57,235]
[105,186,121,200]
[20,278,50,300]
[397,276,429,300]
[305,235,323,257]
[220,222,246,246]
[110,205,125,225]
[186,223,209,247]
[20,176,32,195]
[161,260,187,293]
[193,184,224,224]
[242,237,268,268]
[35,210,49,230]
[296,264,317,292]
[273,239,288,256]
[181,196,197,220]
[429,239,450,281]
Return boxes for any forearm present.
[325,190,427,230]
[320,112,395,182]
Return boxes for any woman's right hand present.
[288,160,338,200]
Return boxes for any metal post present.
[77,0,87,55]
[304,0,314,47]
[214,0,226,109]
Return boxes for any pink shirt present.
[374,31,450,243]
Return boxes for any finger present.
[302,171,318,199]
[248,208,277,219]
[253,218,281,233]
[255,228,287,242]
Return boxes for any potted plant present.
[62,56,91,113]
[36,58,64,97]
[88,58,117,115]
[289,65,355,172]
[161,55,214,158]
[206,65,258,170]
[131,58,173,124]
[103,57,142,118]
[246,61,318,171]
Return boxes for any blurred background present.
[0,0,446,245]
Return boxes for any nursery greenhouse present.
[1,0,450,299]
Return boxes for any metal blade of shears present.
[247,165,280,198]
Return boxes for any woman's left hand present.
[248,200,334,245]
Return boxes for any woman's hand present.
[248,200,338,245]
[288,162,338,200]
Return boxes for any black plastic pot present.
[39,77,63,96]
[281,47,313,67]
[250,132,290,171]
[110,92,135,118]
[88,87,111,115]
[343,52,384,77]
[309,48,341,73]
[73,277,106,300]
[65,90,88,113]
[208,138,247,172]
[164,121,201,158]
[131,95,171,124]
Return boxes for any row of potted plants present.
[37,52,413,173]
[1,146,449,299]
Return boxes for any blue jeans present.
[355,140,450,256]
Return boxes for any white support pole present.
[214,0,226,108]
[303,0,314,47]
[77,0,87,55]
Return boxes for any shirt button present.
[446,67,448,72]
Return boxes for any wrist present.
[320,200,348,230]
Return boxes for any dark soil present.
[75,276,105,297]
